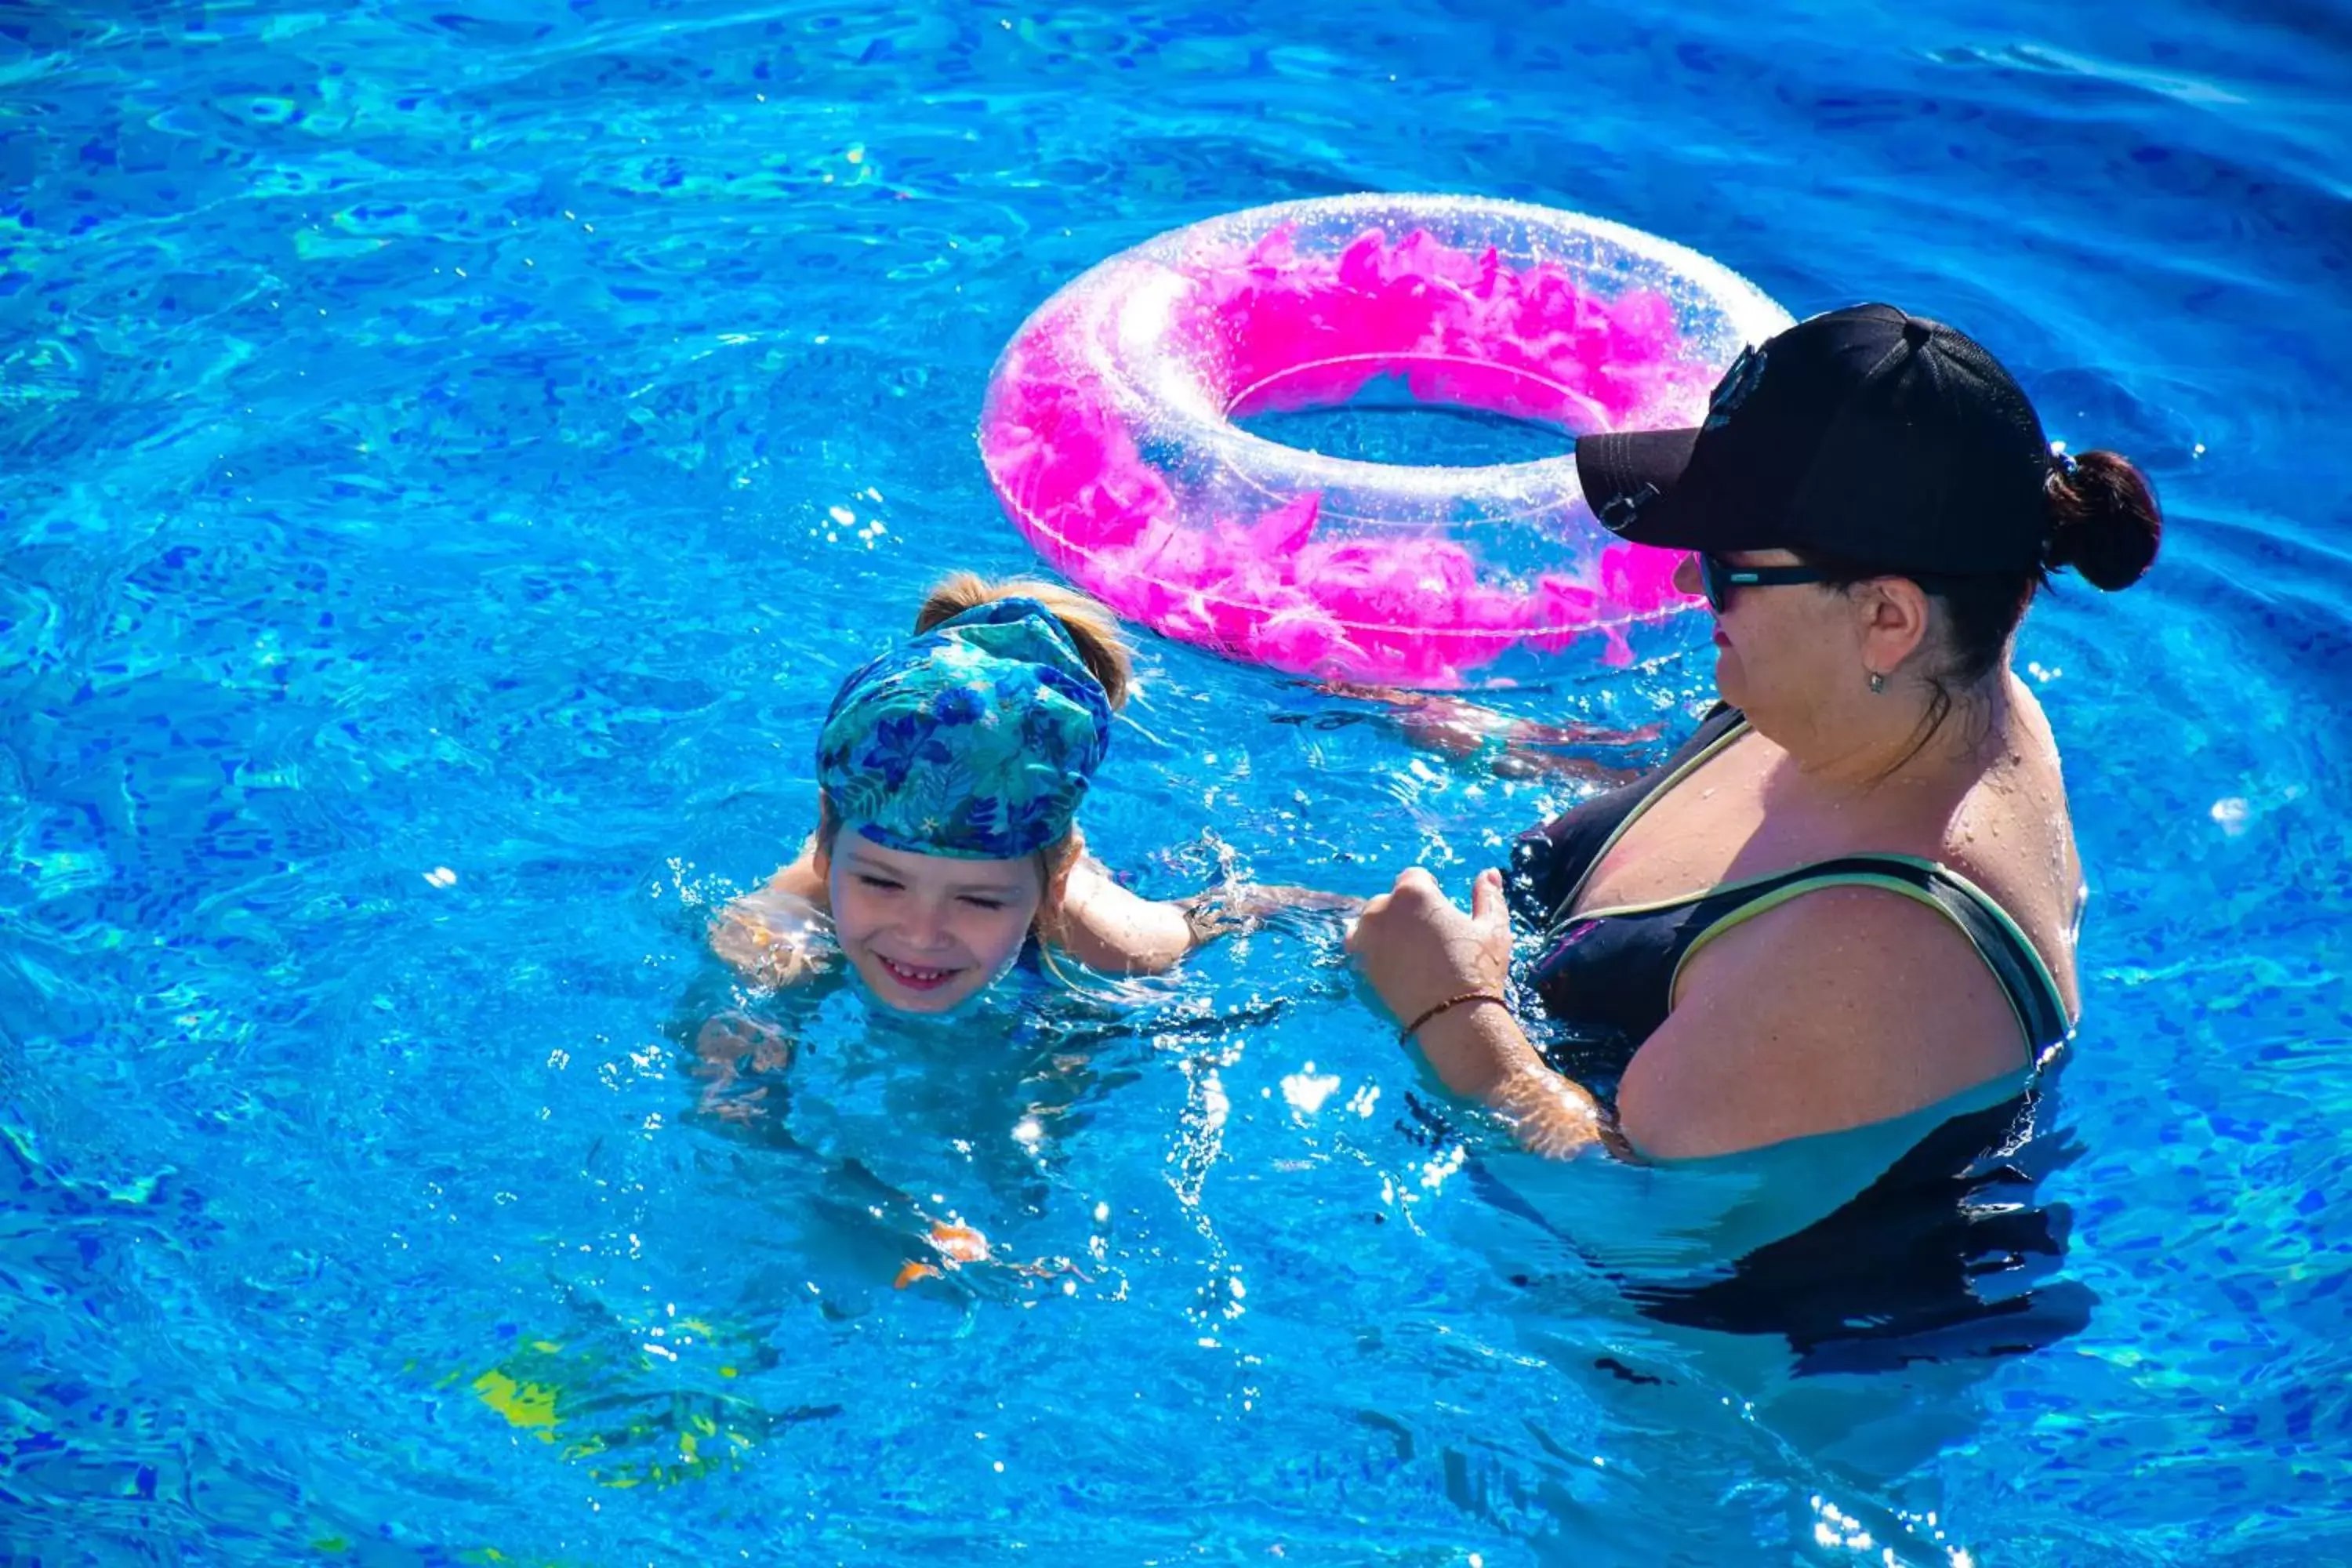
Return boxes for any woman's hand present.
[1348,866,1605,1157]
[1345,866,1512,1024]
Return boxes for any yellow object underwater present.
[466,1329,764,1490]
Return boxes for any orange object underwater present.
[893,1221,991,1289]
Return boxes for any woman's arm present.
[1354,869,2031,1160]
[1611,887,2028,1160]
[1347,866,1610,1157]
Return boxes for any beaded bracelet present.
[1399,990,1512,1043]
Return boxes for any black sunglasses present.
[1694,552,1829,614]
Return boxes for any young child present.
[691,572,1360,1301]
[709,572,1272,1019]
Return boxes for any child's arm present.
[710,843,831,988]
[1040,857,1198,975]
[1044,857,1364,976]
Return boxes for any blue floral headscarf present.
[816,598,1113,860]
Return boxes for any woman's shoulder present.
[1934,699,2083,1007]
[1627,884,2031,1157]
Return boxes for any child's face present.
[822,836,1044,1013]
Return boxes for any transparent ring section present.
[979,194,1791,686]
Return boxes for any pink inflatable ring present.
[978,194,1791,687]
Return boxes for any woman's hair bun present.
[2046,449,2161,590]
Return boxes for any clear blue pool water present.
[5,2,2350,1563]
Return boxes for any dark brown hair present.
[1802,448,2162,757]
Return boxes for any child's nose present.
[901,898,953,949]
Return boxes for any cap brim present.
[1573,426,1733,551]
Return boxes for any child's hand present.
[1179,881,1364,942]
[691,1011,793,1123]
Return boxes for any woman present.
[1348,304,2161,1360]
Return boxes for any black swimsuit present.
[1504,704,2093,1373]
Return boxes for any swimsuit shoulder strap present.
[1545,704,1750,924]
[1666,854,2071,1054]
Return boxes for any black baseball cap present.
[1574,303,2059,576]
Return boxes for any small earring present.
[1867,670,1887,695]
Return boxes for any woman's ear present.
[1858,575,1933,676]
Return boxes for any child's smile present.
[826,837,1045,1013]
